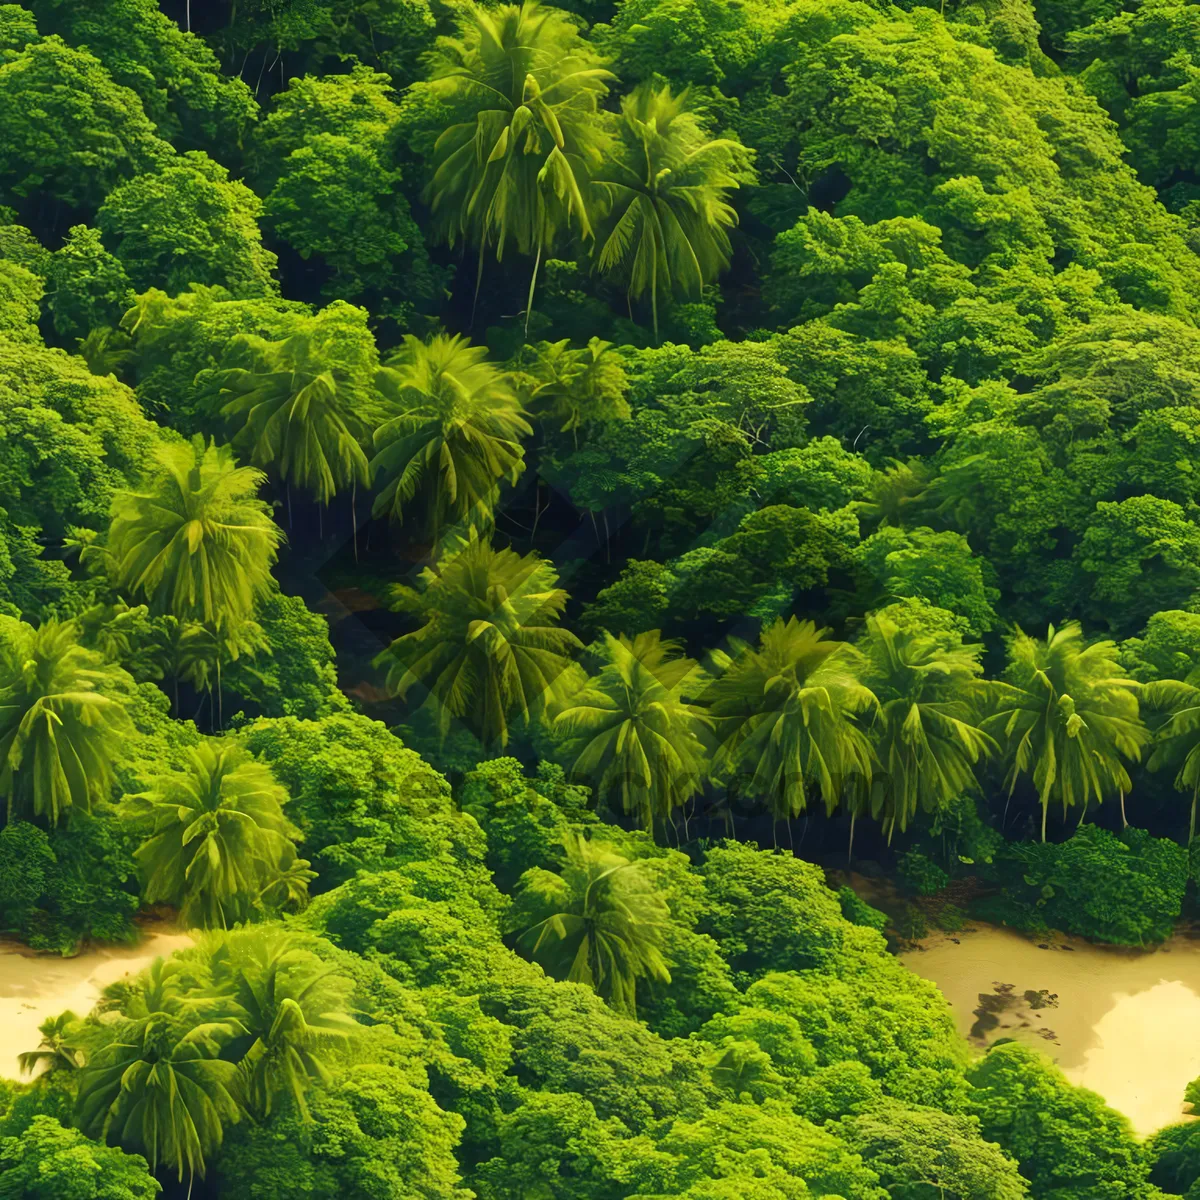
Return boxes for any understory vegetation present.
[8,0,1200,1193]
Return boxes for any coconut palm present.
[370,334,531,538]
[985,622,1148,841]
[106,435,283,632]
[856,613,996,842]
[698,618,876,838]
[1142,673,1200,842]
[212,328,373,511]
[18,1011,86,1076]
[377,532,581,748]
[76,957,242,1189]
[0,617,132,826]
[425,0,613,324]
[509,831,670,1016]
[517,337,630,438]
[119,741,304,929]
[554,631,710,833]
[593,82,751,340]
[206,928,358,1121]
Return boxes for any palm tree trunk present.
[848,809,856,864]
[1191,789,1198,845]
[351,482,358,563]
[602,509,611,564]
[650,268,659,345]
[1119,789,1128,828]
[525,240,543,337]
[1041,797,1048,843]
[186,0,191,31]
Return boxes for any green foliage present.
[985,824,1189,946]
[238,711,474,884]
[0,1114,160,1199]
[966,1042,1158,1199]
[44,225,134,346]
[837,886,888,933]
[97,152,277,297]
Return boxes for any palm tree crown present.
[76,958,242,1186]
[120,740,306,929]
[594,82,751,340]
[106,435,283,631]
[699,617,876,827]
[516,336,630,436]
[555,631,710,832]
[377,532,581,748]
[985,621,1148,840]
[0,617,131,825]
[1138,672,1200,841]
[425,0,614,317]
[206,928,358,1121]
[856,614,995,841]
[510,831,671,1016]
[212,325,373,507]
[370,334,531,538]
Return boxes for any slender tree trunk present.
[848,810,856,864]
[602,509,611,564]
[1041,798,1048,843]
[351,482,358,563]
[1119,789,1128,829]
[651,267,659,345]
[186,0,191,31]
[525,240,543,337]
[1192,790,1198,845]
[471,244,487,331]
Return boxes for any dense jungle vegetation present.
[10,0,1200,1194]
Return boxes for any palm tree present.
[856,614,996,842]
[698,618,876,840]
[212,328,373,512]
[119,741,304,929]
[370,334,531,538]
[554,631,710,833]
[18,1011,85,1076]
[1142,673,1200,842]
[106,435,283,632]
[985,622,1148,841]
[77,958,242,1190]
[377,532,581,748]
[426,1,613,326]
[517,337,630,439]
[510,831,670,1016]
[593,83,751,340]
[0,618,132,825]
[207,928,358,1121]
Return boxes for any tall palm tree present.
[510,831,670,1016]
[985,622,1147,841]
[18,1011,85,1076]
[856,614,995,842]
[517,337,630,438]
[206,928,358,1121]
[377,532,581,748]
[0,618,132,826]
[593,83,751,340]
[77,958,242,1190]
[212,329,373,510]
[119,741,305,929]
[106,435,284,632]
[698,618,876,838]
[370,334,531,538]
[554,631,710,833]
[1142,673,1200,842]
[425,0,614,325]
